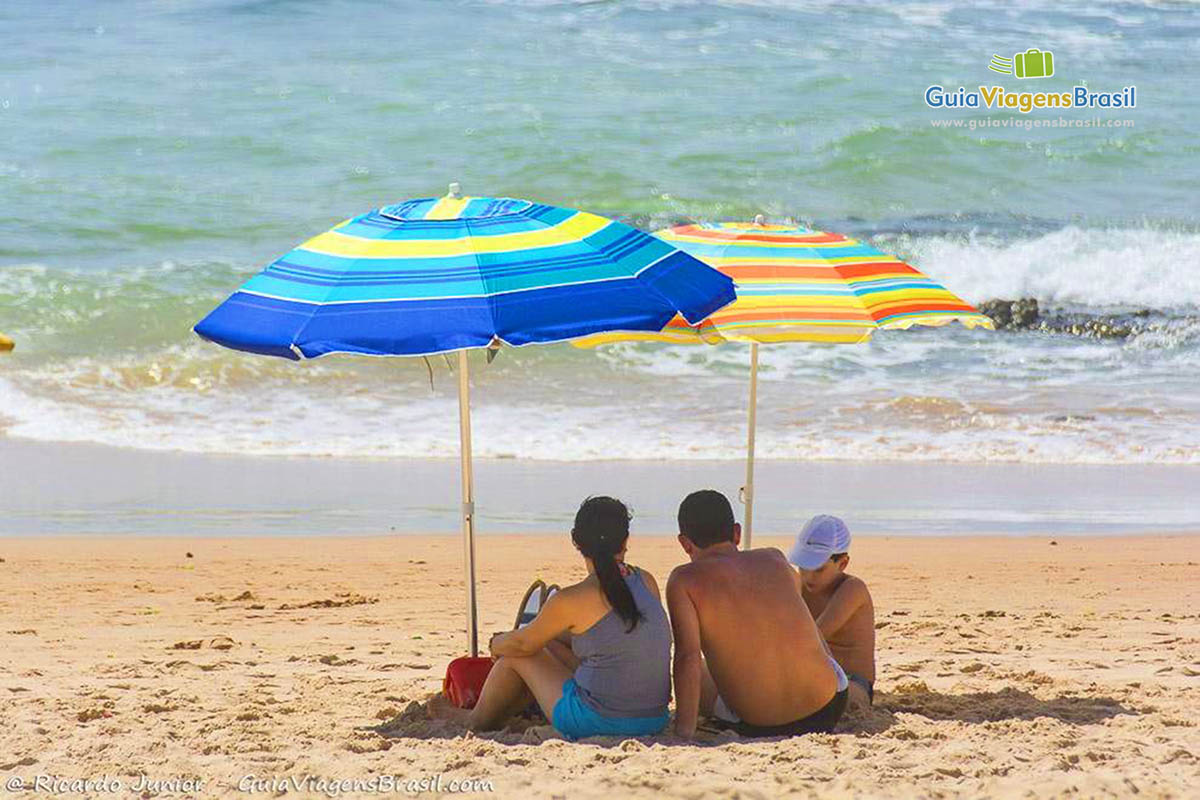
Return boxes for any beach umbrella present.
[577,218,993,547]
[193,185,736,655]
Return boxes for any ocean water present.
[2,0,1199,466]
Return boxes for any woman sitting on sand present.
[430,496,672,740]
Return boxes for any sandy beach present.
[1,533,1196,798]
[5,2,1200,799]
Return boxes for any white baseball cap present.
[788,515,851,570]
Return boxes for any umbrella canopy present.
[194,188,736,655]
[577,220,993,545]
[580,220,993,346]
[195,195,735,359]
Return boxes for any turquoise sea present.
[3,0,1199,470]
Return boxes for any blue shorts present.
[551,678,669,741]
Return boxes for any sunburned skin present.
[668,539,838,737]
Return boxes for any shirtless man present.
[666,490,848,738]
[789,515,876,709]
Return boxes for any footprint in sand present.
[1161,748,1195,764]
[317,654,361,666]
[76,707,112,723]
[196,591,256,604]
[279,594,378,610]
[169,636,236,650]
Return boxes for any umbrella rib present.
[829,246,881,336]
[699,234,742,342]
[283,217,369,359]
[614,228,727,328]
[460,215,499,347]
[525,211,717,340]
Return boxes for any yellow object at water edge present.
[0,333,14,352]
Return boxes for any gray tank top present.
[571,567,672,719]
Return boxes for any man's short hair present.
[678,489,736,548]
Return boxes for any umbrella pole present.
[742,342,759,549]
[457,349,480,657]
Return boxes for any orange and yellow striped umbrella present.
[576,219,992,546]
[578,220,992,346]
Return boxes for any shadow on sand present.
[369,682,1140,746]
[846,681,1139,735]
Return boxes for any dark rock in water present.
[978,299,1013,328]
[1011,298,1039,328]
[979,298,1040,330]
[1037,312,1141,340]
[979,297,1164,340]
[1050,318,1134,339]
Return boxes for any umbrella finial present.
[447,182,463,199]
[754,214,766,226]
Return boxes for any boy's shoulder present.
[834,572,874,605]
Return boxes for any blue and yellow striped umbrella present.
[194,192,735,359]
[194,188,735,656]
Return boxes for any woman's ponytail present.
[572,496,643,632]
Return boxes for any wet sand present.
[5,438,1200,536]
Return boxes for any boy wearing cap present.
[790,515,876,709]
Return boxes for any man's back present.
[671,547,838,726]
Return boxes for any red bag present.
[442,657,494,709]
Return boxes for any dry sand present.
[0,534,1197,798]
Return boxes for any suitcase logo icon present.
[988,49,1055,79]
